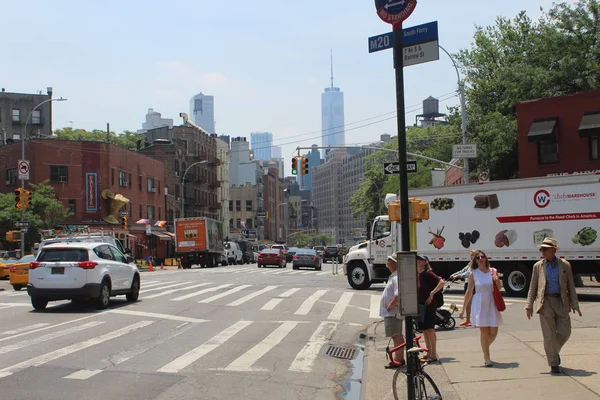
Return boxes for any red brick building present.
[262,167,286,242]
[516,90,600,178]
[0,139,169,259]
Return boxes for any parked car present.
[236,240,256,264]
[292,249,322,271]
[270,244,288,263]
[323,245,344,263]
[0,258,17,279]
[223,241,243,265]
[27,242,140,311]
[257,249,286,268]
[8,254,36,290]
[286,247,302,263]
[312,245,325,258]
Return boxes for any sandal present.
[385,360,406,369]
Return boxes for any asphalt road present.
[0,262,376,400]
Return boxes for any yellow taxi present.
[0,259,16,279]
[8,255,36,291]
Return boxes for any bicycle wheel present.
[391,369,409,400]
[417,371,442,399]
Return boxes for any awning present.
[152,232,172,241]
[163,232,176,240]
[578,112,600,137]
[527,118,557,142]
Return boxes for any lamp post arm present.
[180,160,209,218]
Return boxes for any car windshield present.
[17,255,36,263]
[326,247,338,252]
[261,249,279,254]
[37,248,89,262]
[296,249,317,256]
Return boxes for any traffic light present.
[409,198,430,222]
[24,190,32,208]
[14,188,23,210]
[387,200,401,222]
[291,157,298,175]
[121,216,128,230]
[301,156,309,175]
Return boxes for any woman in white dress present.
[459,250,503,366]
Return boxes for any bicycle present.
[386,333,442,400]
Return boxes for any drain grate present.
[324,345,357,360]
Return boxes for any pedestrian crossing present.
[0,315,342,380]
[210,264,337,276]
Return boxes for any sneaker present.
[551,366,561,374]
[459,321,469,326]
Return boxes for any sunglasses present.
[477,255,487,260]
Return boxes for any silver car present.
[292,249,322,271]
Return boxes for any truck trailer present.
[174,217,225,268]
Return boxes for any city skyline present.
[321,52,345,151]
[189,92,215,134]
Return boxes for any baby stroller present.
[413,278,458,332]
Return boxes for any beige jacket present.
[526,257,579,314]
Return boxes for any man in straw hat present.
[526,238,581,374]
[380,253,405,368]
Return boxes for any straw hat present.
[539,237,559,249]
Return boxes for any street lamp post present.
[181,160,208,218]
[275,203,287,242]
[439,45,469,184]
[20,97,67,256]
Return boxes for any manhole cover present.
[324,345,357,360]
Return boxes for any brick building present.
[262,168,286,242]
[516,90,600,178]
[0,88,54,143]
[0,139,167,259]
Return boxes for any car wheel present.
[31,297,48,311]
[293,266,298,270]
[12,284,23,291]
[126,275,140,302]
[258,264,262,268]
[316,266,322,271]
[96,280,111,310]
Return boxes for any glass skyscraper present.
[250,132,273,161]
[321,58,345,149]
[189,92,215,134]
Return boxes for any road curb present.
[360,319,383,400]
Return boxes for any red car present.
[257,249,286,268]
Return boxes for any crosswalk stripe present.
[327,292,353,321]
[0,320,153,379]
[198,285,252,304]
[0,314,99,344]
[140,282,190,293]
[171,284,232,302]
[287,271,304,275]
[300,271,313,275]
[143,282,212,300]
[64,369,102,380]
[0,321,104,355]
[223,321,299,372]
[1,323,50,336]
[316,272,329,276]
[280,288,301,298]
[227,286,278,307]
[108,310,207,323]
[294,290,327,315]
[260,298,282,311]
[269,270,289,275]
[157,320,253,373]
[370,295,380,319]
[289,321,337,372]
[141,281,173,289]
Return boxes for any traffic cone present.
[160,262,164,270]
[148,260,154,272]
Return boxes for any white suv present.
[27,242,140,311]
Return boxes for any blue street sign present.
[375,0,417,25]
[369,21,439,53]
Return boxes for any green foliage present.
[54,128,146,150]
[287,232,333,248]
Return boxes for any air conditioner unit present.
[58,176,67,183]
[122,181,129,187]
[5,181,10,185]
[150,188,158,193]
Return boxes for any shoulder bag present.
[492,268,506,312]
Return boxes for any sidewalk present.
[361,304,600,399]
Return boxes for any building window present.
[590,137,599,160]
[175,184,180,200]
[50,165,68,182]
[67,199,76,214]
[111,169,114,185]
[236,218,241,228]
[147,205,154,220]
[174,160,180,177]
[246,218,253,229]
[12,109,20,123]
[246,200,253,211]
[31,110,41,124]
[119,170,128,187]
[147,178,155,192]
[158,206,161,220]
[5,168,17,186]
[139,204,143,219]
[538,138,559,165]
[229,200,233,211]
[128,173,132,187]
[236,200,241,211]
[138,175,142,191]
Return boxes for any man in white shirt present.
[380,253,405,367]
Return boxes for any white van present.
[223,241,243,265]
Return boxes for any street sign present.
[384,161,417,174]
[453,144,478,159]
[375,0,417,25]
[18,159,30,180]
[478,170,490,183]
[403,40,440,67]
[119,211,129,217]
[15,221,30,228]
[369,21,439,53]
[257,211,266,218]
[243,229,257,238]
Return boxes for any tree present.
[54,128,146,150]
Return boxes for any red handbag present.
[492,268,506,312]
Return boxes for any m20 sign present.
[375,0,417,25]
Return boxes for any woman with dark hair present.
[417,254,445,362]
[459,250,503,366]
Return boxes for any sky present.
[3,0,575,174]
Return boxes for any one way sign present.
[384,161,417,174]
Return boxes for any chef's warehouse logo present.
[534,189,597,208]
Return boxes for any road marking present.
[171,284,232,301]
[0,321,104,355]
[316,272,329,276]
[260,298,283,311]
[198,285,252,304]
[0,303,31,307]
[140,282,191,293]
[0,305,14,310]
[143,282,212,300]
[109,309,207,323]
[327,292,354,321]
[287,271,304,275]
[0,320,153,379]
[64,369,103,380]
[269,270,289,275]
[294,290,327,315]
[280,288,301,298]
[223,321,299,372]
[1,323,50,336]
[300,271,313,275]
[289,321,338,372]
[370,295,380,319]
[7,292,27,297]
[227,286,277,307]
[140,281,174,289]
[0,314,100,344]
[158,320,252,373]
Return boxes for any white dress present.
[470,268,503,327]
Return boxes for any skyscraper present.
[189,93,215,134]
[250,132,273,161]
[321,52,345,149]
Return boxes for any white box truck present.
[343,173,600,296]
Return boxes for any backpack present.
[434,291,444,308]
